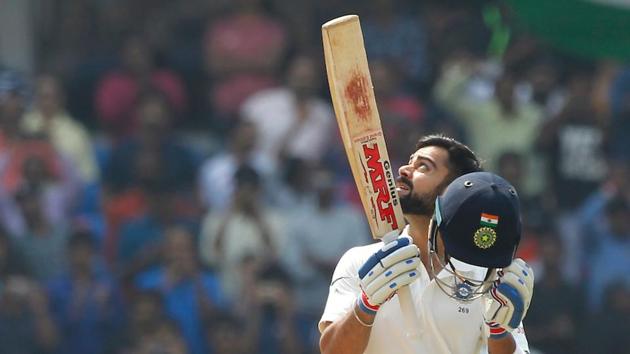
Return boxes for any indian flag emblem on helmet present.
[480,213,499,227]
[474,227,497,249]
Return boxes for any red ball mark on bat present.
[345,72,372,121]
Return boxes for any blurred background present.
[0,0,629,353]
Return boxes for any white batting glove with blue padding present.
[357,236,421,315]
[484,258,534,339]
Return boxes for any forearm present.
[433,62,473,113]
[488,333,516,354]
[319,303,373,354]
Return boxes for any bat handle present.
[398,287,421,339]
[382,231,421,339]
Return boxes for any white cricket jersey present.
[319,227,530,354]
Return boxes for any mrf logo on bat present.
[360,138,400,230]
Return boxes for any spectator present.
[102,91,198,195]
[0,71,82,205]
[95,33,187,138]
[537,67,608,212]
[434,62,544,194]
[103,135,198,268]
[524,232,583,354]
[199,165,285,298]
[281,166,368,310]
[116,181,196,275]
[241,54,334,166]
[116,290,169,352]
[204,312,247,354]
[272,157,316,210]
[607,90,630,163]
[12,183,69,281]
[583,197,630,311]
[136,226,224,354]
[46,229,123,354]
[123,316,189,354]
[0,276,58,354]
[0,227,58,354]
[204,0,288,119]
[241,262,302,354]
[1,138,80,201]
[537,67,608,283]
[515,55,566,118]
[0,69,28,156]
[0,155,75,238]
[579,283,630,354]
[281,166,369,352]
[22,75,99,184]
[198,120,274,211]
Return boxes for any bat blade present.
[322,15,405,240]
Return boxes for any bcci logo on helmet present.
[473,227,497,249]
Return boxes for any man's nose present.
[398,164,412,178]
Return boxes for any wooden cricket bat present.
[322,15,420,338]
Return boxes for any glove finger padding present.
[368,270,420,305]
[504,258,534,306]
[484,258,535,332]
[362,256,420,297]
[360,244,420,288]
[357,236,421,309]
[358,237,414,278]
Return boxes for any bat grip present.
[398,288,421,339]
[382,231,421,339]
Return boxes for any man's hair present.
[415,134,482,189]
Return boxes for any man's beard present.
[398,177,438,216]
[400,190,436,216]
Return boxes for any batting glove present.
[356,236,421,315]
[484,258,534,339]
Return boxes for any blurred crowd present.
[0,0,629,353]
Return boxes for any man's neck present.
[405,214,432,269]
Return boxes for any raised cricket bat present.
[322,15,420,338]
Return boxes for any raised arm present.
[319,237,420,354]
[320,302,375,354]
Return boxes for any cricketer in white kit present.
[319,136,534,354]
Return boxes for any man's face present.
[286,56,319,98]
[0,92,24,126]
[164,228,196,275]
[495,76,515,107]
[36,76,63,115]
[397,146,451,216]
[69,243,93,272]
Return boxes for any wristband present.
[353,303,374,327]
[357,291,380,315]
[487,321,508,339]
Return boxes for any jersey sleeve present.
[512,322,530,353]
[318,246,365,333]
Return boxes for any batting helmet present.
[428,171,522,301]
